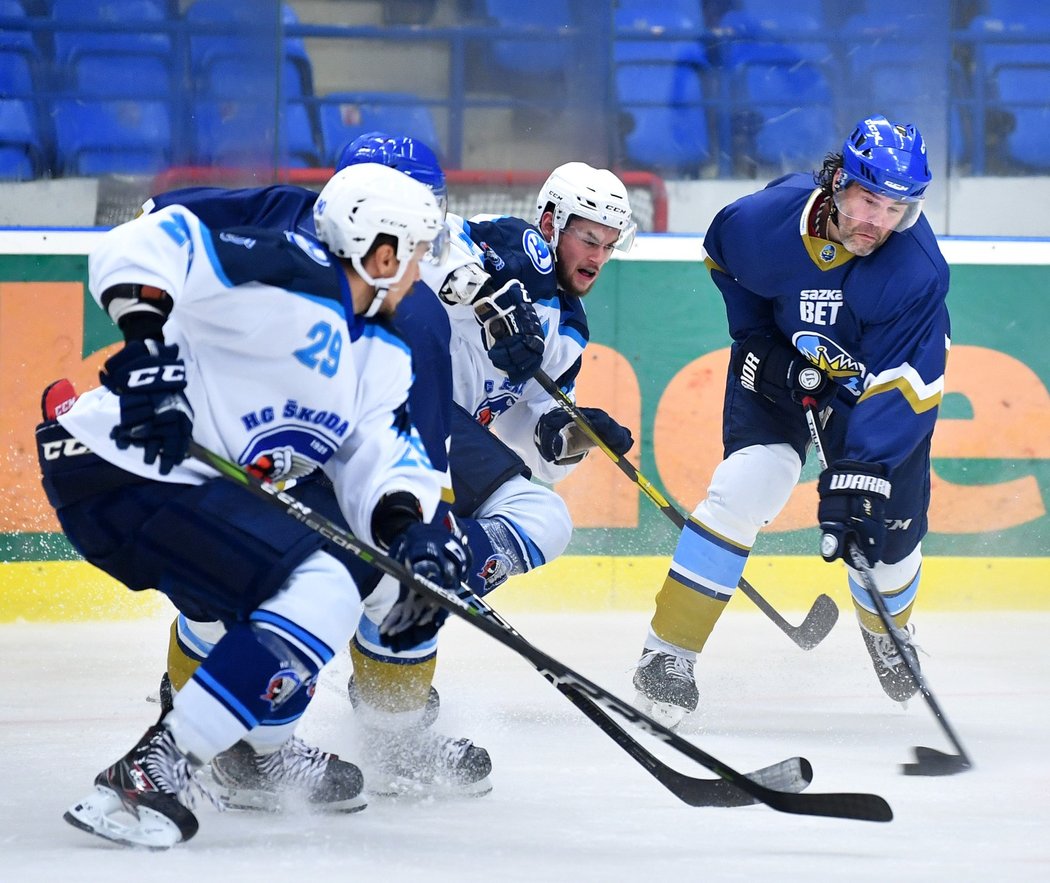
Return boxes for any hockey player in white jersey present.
[344,157,637,793]
[37,164,472,848]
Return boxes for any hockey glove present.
[100,339,193,475]
[474,281,545,385]
[731,333,835,409]
[534,407,634,465]
[817,460,892,567]
[379,520,473,653]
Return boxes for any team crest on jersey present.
[478,553,513,592]
[792,331,866,397]
[286,230,331,266]
[522,229,553,274]
[820,243,837,262]
[260,669,303,711]
[479,242,505,271]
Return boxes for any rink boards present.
[1,230,1047,619]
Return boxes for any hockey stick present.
[189,440,892,821]
[533,369,839,650]
[801,399,973,776]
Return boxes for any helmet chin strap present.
[351,254,402,318]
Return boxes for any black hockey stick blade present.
[901,746,973,777]
[556,682,812,807]
[190,442,893,822]
[533,369,837,650]
[738,579,839,650]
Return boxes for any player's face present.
[831,182,905,256]
[554,218,619,296]
[375,241,428,316]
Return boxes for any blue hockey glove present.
[100,339,193,475]
[817,460,892,566]
[731,333,835,409]
[534,407,634,465]
[474,281,545,384]
[379,520,472,653]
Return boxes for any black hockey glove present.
[100,339,193,475]
[817,460,892,567]
[534,407,634,465]
[731,333,835,409]
[379,520,472,653]
[474,281,545,385]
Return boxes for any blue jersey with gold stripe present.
[704,172,950,470]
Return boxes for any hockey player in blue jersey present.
[631,115,950,727]
[38,164,472,847]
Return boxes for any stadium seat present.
[994,65,1050,171]
[712,0,829,65]
[193,100,322,168]
[281,3,314,99]
[482,0,575,77]
[615,0,704,32]
[0,97,42,179]
[0,48,34,98]
[72,53,173,99]
[615,41,710,172]
[51,0,171,68]
[732,59,836,169]
[318,92,442,166]
[52,98,171,176]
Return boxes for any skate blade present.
[215,784,369,815]
[64,785,184,850]
[633,691,687,731]
[367,773,493,801]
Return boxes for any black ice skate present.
[63,724,210,849]
[348,676,491,797]
[210,737,366,813]
[632,649,699,729]
[861,622,921,703]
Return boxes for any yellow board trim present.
[2,556,1048,621]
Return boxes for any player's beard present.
[836,218,891,257]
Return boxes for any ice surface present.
[2,609,1047,881]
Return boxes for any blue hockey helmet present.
[336,132,448,215]
[837,115,931,231]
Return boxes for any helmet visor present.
[834,176,924,232]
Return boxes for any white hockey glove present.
[438,262,490,305]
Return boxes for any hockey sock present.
[167,622,320,762]
[650,519,749,653]
[349,640,436,717]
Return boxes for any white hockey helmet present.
[534,161,636,252]
[314,163,443,314]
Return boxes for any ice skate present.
[861,622,921,703]
[210,736,366,813]
[361,728,492,798]
[348,675,491,797]
[63,723,211,849]
[632,649,699,729]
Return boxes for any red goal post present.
[149,167,669,232]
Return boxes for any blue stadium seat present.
[713,0,830,65]
[994,65,1050,171]
[615,41,710,172]
[72,53,173,99]
[483,0,575,77]
[193,100,322,168]
[52,99,171,175]
[615,0,704,32]
[0,97,43,179]
[733,59,836,169]
[0,48,34,98]
[318,92,442,166]
[281,3,314,99]
[51,0,171,68]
